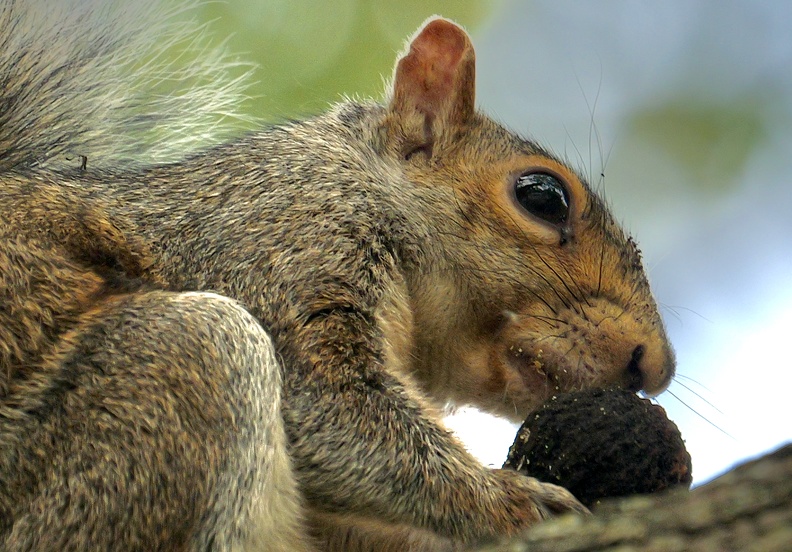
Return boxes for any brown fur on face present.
[389,118,674,421]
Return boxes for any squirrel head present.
[377,17,675,420]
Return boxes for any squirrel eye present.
[514,172,570,226]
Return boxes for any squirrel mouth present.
[506,344,557,397]
[504,342,590,401]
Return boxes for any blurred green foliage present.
[627,99,766,191]
[193,0,500,119]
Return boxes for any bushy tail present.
[0,0,253,173]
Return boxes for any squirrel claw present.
[493,469,589,533]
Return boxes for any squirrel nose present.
[625,345,646,392]
[623,343,674,396]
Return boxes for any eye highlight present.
[513,172,570,226]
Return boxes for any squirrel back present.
[0,2,675,549]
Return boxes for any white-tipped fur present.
[0,0,253,171]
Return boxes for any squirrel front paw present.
[490,468,589,533]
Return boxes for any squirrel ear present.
[388,17,476,147]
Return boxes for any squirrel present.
[0,1,675,551]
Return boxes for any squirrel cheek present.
[472,336,561,421]
[502,344,553,394]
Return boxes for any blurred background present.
[191,0,792,484]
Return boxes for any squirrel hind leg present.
[0,290,314,552]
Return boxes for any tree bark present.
[474,443,792,552]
